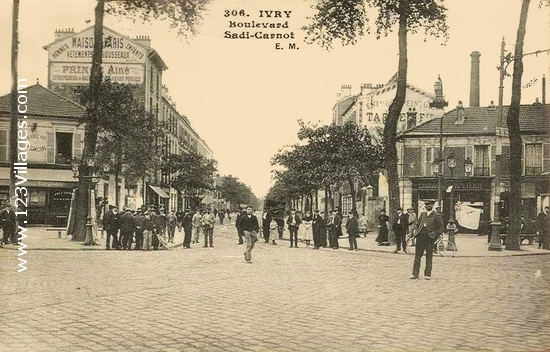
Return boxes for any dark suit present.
[412,210,444,277]
[182,212,193,248]
[345,216,359,250]
[393,212,409,252]
[119,211,135,250]
[312,214,324,248]
[262,211,272,243]
[536,210,550,249]
[287,214,301,247]
[103,210,120,249]
[1,208,17,244]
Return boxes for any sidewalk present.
[2,225,549,257]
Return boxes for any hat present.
[396,207,403,211]
[424,199,436,205]
[314,209,319,212]
[407,207,414,211]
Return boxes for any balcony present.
[474,167,490,176]
[525,166,543,176]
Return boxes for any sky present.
[0,0,548,198]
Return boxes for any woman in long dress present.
[302,210,313,247]
[376,209,389,245]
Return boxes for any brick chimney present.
[339,84,352,98]
[470,51,481,107]
[134,35,151,48]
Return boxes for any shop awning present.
[149,185,169,198]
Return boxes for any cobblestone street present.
[1,224,549,352]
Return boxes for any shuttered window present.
[46,132,55,164]
[73,133,83,160]
[0,130,7,162]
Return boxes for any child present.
[269,218,279,245]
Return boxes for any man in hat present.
[192,209,202,244]
[103,206,120,250]
[1,203,17,245]
[167,210,177,243]
[235,207,245,245]
[240,205,259,263]
[345,210,359,250]
[119,207,135,250]
[411,200,444,280]
[393,207,408,253]
[133,208,145,250]
[261,208,272,243]
[202,208,216,247]
[536,206,550,250]
[182,208,193,248]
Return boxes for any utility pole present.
[488,37,506,251]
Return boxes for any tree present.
[303,0,448,240]
[505,0,531,250]
[217,175,262,210]
[79,78,165,207]
[161,151,217,208]
[73,0,209,241]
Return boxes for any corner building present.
[43,26,213,212]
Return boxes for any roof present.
[365,73,436,100]
[400,103,549,137]
[0,83,85,118]
[334,95,357,117]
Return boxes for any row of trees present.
[269,121,384,214]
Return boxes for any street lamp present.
[429,75,448,212]
[464,157,473,176]
[71,156,100,245]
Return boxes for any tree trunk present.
[73,0,104,241]
[505,0,530,251]
[384,3,408,244]
[348,176,356,212]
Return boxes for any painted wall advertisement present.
[49,63,144,84]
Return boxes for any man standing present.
[393,207,408,253]
[167,210,177,243]
[240,205,259,263]
[411,200,444,280]
[332,209,342,249]
[536,206,550,250]
[346,210,359,250]
[119,207,135,251]
[202,208,216,247]
[235,207,244,245]
[192,209,202,244]
[103,206,120,250]
[262,209,272,243]
[133,208,145,250]
[142,211,154,251]
[286,209,301,248]
[175,208,185,234]
[182,209,193,249]
[1,204,17,245]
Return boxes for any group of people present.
[101,205,218,251]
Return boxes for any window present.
[424,147,438,176]
[525,144,543,175]
[0,130,7,162]
[474,145,490,176]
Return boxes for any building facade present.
[43,26,213,212]
[398,102,550,232]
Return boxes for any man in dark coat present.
[536,206,550,250]
[182,209,193,249]
[345,210,359,250]
[240,205,259,263]
[393,207,409,253]
[133,209,145,250]
[235,208,244,245]
[119,207,135,250]
[261,209,272,243]
[286,209,301,248]
[103,206,120,250]
[175,208,185,234]
[411,200,444,280]
[1,205,17,245]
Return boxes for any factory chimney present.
[469,51,481,107]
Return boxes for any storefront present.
[411,177,492,233]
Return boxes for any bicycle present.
[406,232,456,257]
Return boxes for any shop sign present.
[50,63,143,84]
[48,28,146,64]
[26,181,76,188]
[415,179,490,191]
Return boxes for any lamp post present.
[429,75,448,212]
[71,156,99,245]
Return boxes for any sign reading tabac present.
[47,27,146,64]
